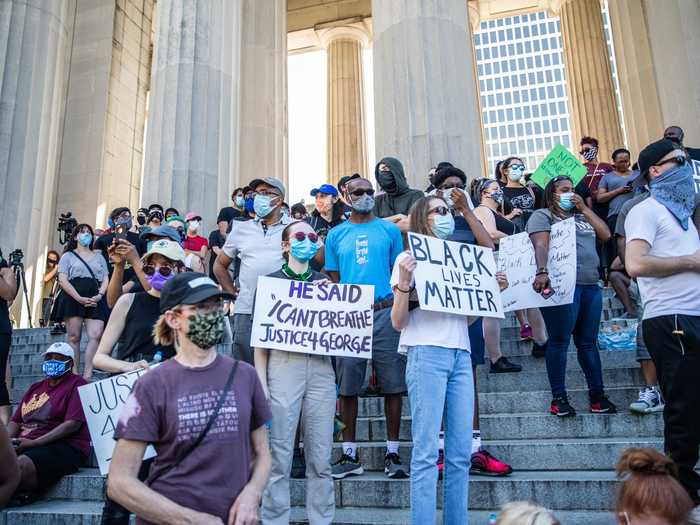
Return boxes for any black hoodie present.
[373,157,424,217]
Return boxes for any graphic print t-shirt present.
[114,355,271,524]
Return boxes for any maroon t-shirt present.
[11,373,90,456]
[114,354,271,524]
[582,162,614,194]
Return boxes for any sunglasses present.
[551,175,572,184]
[292,231,318,243]
[350,188,375,197]
[429,206,450,216]
[654,155,686,169]
[47,259,58,265]
[439,183,465,190]
[143,264,175,277]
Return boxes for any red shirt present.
[582,162,614,194]
[12,373,90,456]
[183,235,208,252]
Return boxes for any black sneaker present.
[384,452,409,479]
[490,356,522,373]
[531,340,547,358]
[590,393,618,414]
[550,395,576,417]
[291,447,306,479]
[331,453,364,479]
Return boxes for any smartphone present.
[115,223,128,241]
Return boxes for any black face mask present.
[377,171,397,193]
[136,214,146,226]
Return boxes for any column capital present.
[317,22,371,49]
[548,0,605,15]
[467,1,480,33]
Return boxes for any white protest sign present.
[497,217,576,311]
[78,367,157,475]
[691,158,700,194]
[251,276,374,359]
[407,232,504,319]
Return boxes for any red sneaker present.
[437,449,444,480]
[470,449,513,477]
[520,324,533,341]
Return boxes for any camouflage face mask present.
[186,310,225,350]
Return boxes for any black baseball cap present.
[337,173,361,192]
[159,272,234,313]
[634,139,679,188]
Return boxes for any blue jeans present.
[540,284,604,398]
[406,346,474,525]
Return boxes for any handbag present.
[70,251,110,317]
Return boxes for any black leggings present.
[0,332,10,406]
[100,458,153,524]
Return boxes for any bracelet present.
[535,270,549,277]
[395,285,414,294]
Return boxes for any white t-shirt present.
[390,252,471,354]
[624,198,700,320]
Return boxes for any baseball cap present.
[634,139,679,187]
[140,225,182,243]
[337,173,361,192]
[185,212,202,222]
[310,184,338,197]
[249,177,286,198]
[142,239,185,263]
[159,272,234,313]
[43,342,74,360]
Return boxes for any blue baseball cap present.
[310,184,338,197]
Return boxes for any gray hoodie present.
[373,157,424,217]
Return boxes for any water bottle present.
[489,513,498,525]
[151,351,163,365]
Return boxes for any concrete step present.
[0,500,618,525]
[356,412,662,442]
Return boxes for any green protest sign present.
[531,144,588,189]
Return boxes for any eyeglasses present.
[143,264,175,277]
[349,188,375,197]
[185,298,229,315]
[654,155,686,169]
[439,183,465,190]
[292,231,318,243]
[429,206,450,216]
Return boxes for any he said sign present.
[251,276,374,359]
[78,367,157,475]
[407,232,504,318]
[497,218,576,311]
[531,144,588,189]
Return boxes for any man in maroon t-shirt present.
[8,342,89,494]
[579,136,614,214]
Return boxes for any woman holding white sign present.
[391,195,507,525]
[528,176,616,417]
[254,220,337,525]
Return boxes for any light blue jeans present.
[406,345,474,525]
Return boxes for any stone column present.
[142,0,242,229]
[371,0,484,189]
[0,0,75,325]
[320,26,368,184]
[557,0,624,159]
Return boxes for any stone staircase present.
[1,289,662,524]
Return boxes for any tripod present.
[13,263,33,328]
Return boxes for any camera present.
[57,212,78,245]
[8,249,23,268]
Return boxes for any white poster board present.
[251,276,374,359]
[78,367,157,475]
[497,218,576,311]
[407,232,504,319]
[691,158,700,194]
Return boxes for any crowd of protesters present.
[0,124,699,524]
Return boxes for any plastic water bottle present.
[489,513,498,525]
[151,351,163,365]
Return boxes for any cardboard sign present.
[78,367,157,475]
[531,144,588,189]
[251,276,374,359]
[497,218,576,311]
[407,232,504,318]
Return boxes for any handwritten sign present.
[78,367,157,475]
[497,218,576,311]
[407,232,504,318]
[251,276,374,359]
[691,158,700,194]
[531,144,587,190]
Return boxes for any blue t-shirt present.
[325,218,403,302]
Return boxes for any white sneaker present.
[629,386,664,414]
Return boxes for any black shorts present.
[23,441,86,488]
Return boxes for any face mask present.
[78,232,92,247]
[137,214,146,226]
[352,194,375,214]
[187,310,225,350]
[508,165,525,181]
[235,196,245,208]
[254,194,277,218]
[244,197,255,213]
[146,269,174,291]
[290,238,319,262]
[489,190,504,205]
[116,217,132,230]
[431,213,455,240]
[582,146,598,162]
[376,171,397,193]
[558,192,575,211]
[43,359,69,378]
[188,220,199,232]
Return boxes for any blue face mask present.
[431,213,455,239]
[253,195,278,218]
[352,194,375,214]
[116,217,132,230]
[649,161,694,230]
[78,232,92,247]
[290,238,319,262]
[558,192,575,211]
[235,196,245,208]
[244,197,255,213]
[42,359,69,378]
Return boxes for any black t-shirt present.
[217,206,242,225]
[208,229,226,280]
[0,259,12,333]
[502,185,542,232]
[95,231,145,282]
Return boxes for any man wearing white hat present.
[6,342,89,503]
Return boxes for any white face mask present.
[188,220,199,231]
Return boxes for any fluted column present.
[0,0,75,326]
[372,0,483,188]
[557,0,624,159]
[321,27,368,184]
